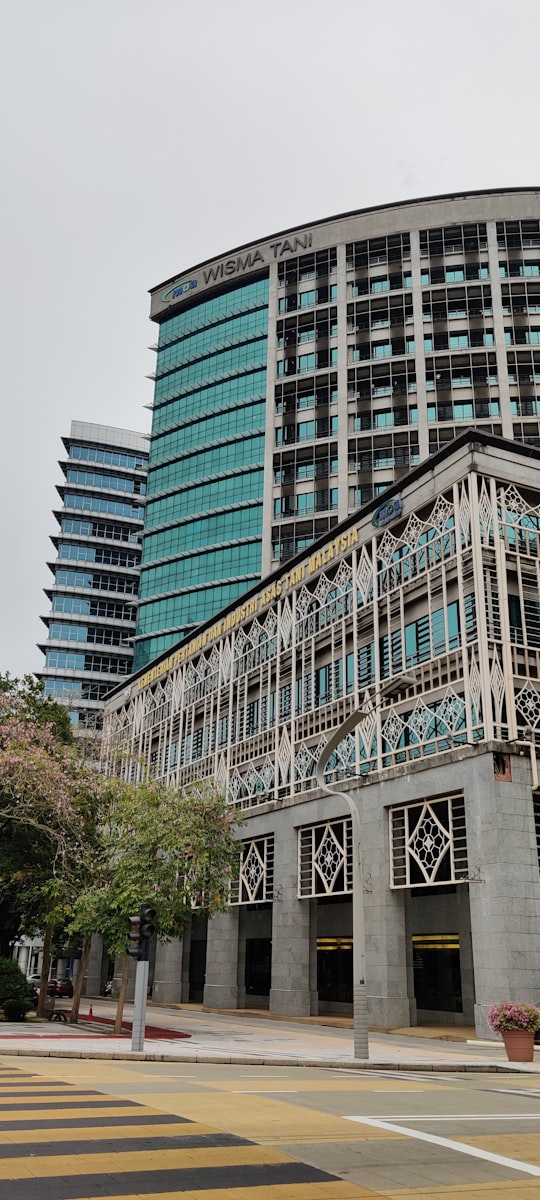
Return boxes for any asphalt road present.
[1,1055,540,1198]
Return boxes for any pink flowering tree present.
[0,685,106,1015]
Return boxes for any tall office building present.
[38,421,149,731]
[135,187,540,671]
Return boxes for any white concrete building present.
[102,432,540,1035]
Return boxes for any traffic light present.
[126,905,156,962]
[127,914,142,959]
[139,904,156,940]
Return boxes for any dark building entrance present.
[412,934,463,1013]
[317,936,353,1005]
[245,937,271,997]
[189,938,207,1003]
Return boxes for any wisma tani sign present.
[157,231,314,311]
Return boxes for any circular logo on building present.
[161,279,198,303]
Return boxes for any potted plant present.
[488,1002,540,1062]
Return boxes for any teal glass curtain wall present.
[133,276,269,670]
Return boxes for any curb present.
[0,1045,519,1071]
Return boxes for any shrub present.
[488,1001,540,1033]
[2,996,31,1021]
[0,958,29,1007]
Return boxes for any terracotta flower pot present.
[501,1029,536,1062]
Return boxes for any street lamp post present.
[316,675,414,1060]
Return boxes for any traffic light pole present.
[131,958,149,1052]
[127,904,156,1051]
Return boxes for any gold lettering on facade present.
[138,523,360,690]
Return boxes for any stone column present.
[85,935,104,996]
[152,938,183,1004]
[269,812,315,1017]
[465,753,540,1037]
[203,910,239,1009]
[181,924,192,1000]
[361,783,411,1029]
[16,945,29,976]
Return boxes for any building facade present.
[103,433,540,1034]
[38,421,149,731]
[135,187,540,670]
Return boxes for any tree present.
[69,777,241,1031]
[0,674,74,745]
[0,683,106,1014]
[0,957,29,1008]
[0,677,241,1031]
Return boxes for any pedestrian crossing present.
[0,1063,377,1198]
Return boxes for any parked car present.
[27,975,73,999]
[49,978,73,998]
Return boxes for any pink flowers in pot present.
[488,1002,540,1033]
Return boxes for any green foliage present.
[2,996,31,1021]
[0,674,242,978]
[69,778,241,957]
[0,957,29,1006]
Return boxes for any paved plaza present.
[1,1001,540,1072]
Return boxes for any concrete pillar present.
[181,924,192,1000]
[16,945,29,976]
[203,910,239,1009]
[152,938,183,1004]
[85,935,104,996]
[361,784,411,1029]
[465,753,540,1037]
[269,814,316,1017]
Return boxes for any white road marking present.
[232,1089,299,1093]
[344,1115,540,1176]
[356,1113,540,1121]
[494,1088,540,1098]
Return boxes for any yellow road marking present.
[459,1133,540,1166]
[386,1181,540,1197]
[134,1091,407,1142]
[0,1143,291,1179]
[0,1120,216,1143]
[0,1104,166,1121]
[0,1092,119,1105]
[66,1186,381,1200]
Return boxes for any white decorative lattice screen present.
[390,794,468,888]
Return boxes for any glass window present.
[148,433,265,497]
[48,623,88,643]
[66,469,146,496]
[64,493,144,520]
[371,277,390,293]
[297,492,314,514]
[69,445,148,472]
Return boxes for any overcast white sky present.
[1,0,538,676]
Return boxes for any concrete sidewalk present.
[2,1000,540,1072]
